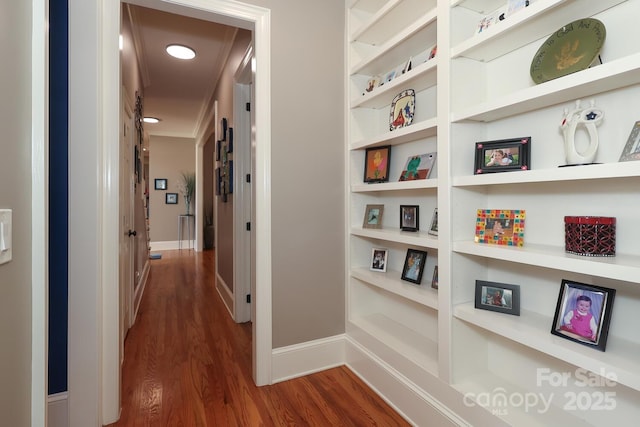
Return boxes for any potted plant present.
[177,171,195,215]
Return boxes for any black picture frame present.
[551,279,615,352]
[154,178,167,190]
[431,265,438,290]
[220,117,228,141]
[227,127,234,153]
[400,205,419,231]
[363,145,391,183]
[474,137,531,174]
[475,280,520,316]
[216,140,221,161]
[166,193,178,204]
[401,249,427,285]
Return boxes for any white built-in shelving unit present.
[346,0,640,425]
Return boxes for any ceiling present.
[125,4,240,139]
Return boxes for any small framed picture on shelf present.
[431,266,438,290]
[364,75,381,94]
[399,152,436,181]
[400,205,419,232]
[370,248,388,273]
[618,121,640,161]
[154,178,167,190]
[474,137,531,174]
[474,280,520,316]
[428,208,438,236]
[475,209,525,246]
[166,193,178,204]
[363,204,384,229]
[551,279,616,352]
[401,248,427,285]
[364,146,391,183]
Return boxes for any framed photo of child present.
[370,248,388,273]
[474,280,520,316]
[401,249,427,285]
[551,279,616,352]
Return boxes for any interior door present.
[119,98,135,362]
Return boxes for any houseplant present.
[177,171,195,215]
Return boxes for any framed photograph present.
[399,152,436,181]
[216,140,221,161]
[428,208,438,236]
[166,193,178,204]
[363,204,384,229]
[551,279,616,352]
[154,178,167,190]
[370,248,388,273]
[475,209,525,246]
[215,168,221,196]
[618,121,640,161]
[227,128,234,153]
[400,205,419,231]
[364,75,381,94]
[364,146,391,183]
[474,137,531,174]
[475,280,520,316]
[431,265,438,290]
[220,117,228,141]
[401,249,428,285]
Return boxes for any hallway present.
[108,250,410,426]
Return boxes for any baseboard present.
[133,259,150,324]
[271,334,345,383]
[48,392,69,427]
[344,337,472,427]
[150,240,193,251]
[215,272,234,318]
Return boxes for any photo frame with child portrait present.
[475,280,520,316]
[551,279,615,352]
[370,248,388,273]
[475,209,525,246]
[364,146,391,183]
[401,249,427,285]
[474,137,531,174]
[400,205,419,232]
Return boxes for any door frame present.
[67,0,273,424]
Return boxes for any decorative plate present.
[530,18,606,84]
[389,89,415,131]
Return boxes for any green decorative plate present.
[530,18,606,84]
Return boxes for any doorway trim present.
[68,0,272,424]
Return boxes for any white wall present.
[0,1,35,425]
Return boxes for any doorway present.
[66,1,273,425]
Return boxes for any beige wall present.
[0,0,33,424]
[149,136,196,242]
[241,0,346,347]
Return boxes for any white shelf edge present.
[452,241,640,283]
[451,53,640,123]
[351,58,438,109]
[350,0,403,42]
[453,161,640,186]
[454,303,640,392]
[348,314,439,375]
[350,9,437,76]
[350,117,438,150]
[352,227,439,249]
[351,266,439,309]
[352,178,438,192]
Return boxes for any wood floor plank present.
[107,250,410,426]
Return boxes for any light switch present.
[0,209,12,265]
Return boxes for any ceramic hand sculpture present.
[560,99,604,165]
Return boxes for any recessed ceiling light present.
[143,117,161,124]
[166,44,196,60]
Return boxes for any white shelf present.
[452,53,640,122]
[351,266,438,309]
[351,58,438,109]
[351,117,437,150]
[352,227,438,249]
[453,372,596,427]
[453,161,640,187]
[454,303,640,392]
[351,0,437,46]
[452,241,640,284]
[451,0,626,62]
[349,313,439,374]
[351,9,437,77]
[352,178,438,192]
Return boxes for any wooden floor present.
[107,249,410,426]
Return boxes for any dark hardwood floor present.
[107,249,410,426]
